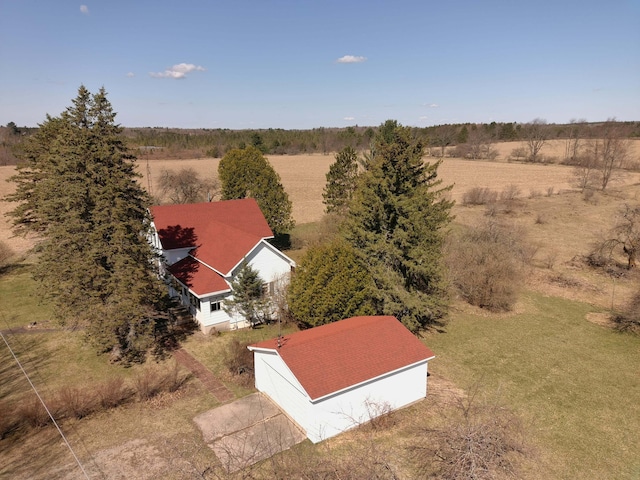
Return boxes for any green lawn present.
[3,261,639,478]
[425,292,640,479]
[0,264,53,330]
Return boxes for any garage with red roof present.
[248,316,435,443]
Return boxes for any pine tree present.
[218,146,294,236]
[223,260,267,327]
[343,120,453,332]
[322,146,359,215]
[288,240,374,329]
[6,86,164,361]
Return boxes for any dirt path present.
[172,348,235,403]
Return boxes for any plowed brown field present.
[2,146,640,255]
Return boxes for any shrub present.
[509,147,527,161]
[56,386,96,420]
[613,291,640,334]
[160,361,189,393]
[499,184,522,201]
[529,189,542,199]
[583,188,599,204]
[133,367,163,401]
[224,339,254,376]
[462,187,498,206]
[535,213,548,225]
[96,377,132,409]
[410,390,528,479]
[543,250,558,269]
[447,220,530,311]
[17,396,51,429]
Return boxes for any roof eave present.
[168,265,231,298]
[309,355,435,403]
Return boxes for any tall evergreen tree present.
[223,260,267,327]
[343,120,453,332]
[218,146,294,236]
[7,86,164,361]
[322,146,359,215]
[288,240,375,329]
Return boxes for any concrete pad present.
[194,393,281,442]
[194,393,306,473]
[211,414,306,473]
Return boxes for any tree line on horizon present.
[2,119,639,165]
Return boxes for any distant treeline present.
[2,120,639,165]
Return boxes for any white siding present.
[252,351,430,444]
[244,241,294,283]
[253,351,311,433]
[164,248,193,266]
[156,234,294,332]
[305,361,428,443]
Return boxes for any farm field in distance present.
[1,139,640,478]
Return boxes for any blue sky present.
[1,1,638,129]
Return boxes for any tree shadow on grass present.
[0,425,83,479]
[0,262,33,278]
[0,333,52,402]
[152,298,200,359]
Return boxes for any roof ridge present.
[276,316,389,348]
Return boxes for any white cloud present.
[419,116,428,120]
[337,55,367,64]
[80,5,89,14]
[344,116,355,121]
[428,103,439,108]
[149,63,206,79]
[126,72,135,78]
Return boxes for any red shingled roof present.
[168,256,230,296]
[250,316,435,400]
[150,198,273,275]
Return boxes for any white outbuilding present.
[248,316,435,443]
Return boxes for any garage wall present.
[305,361,429,443]
[253,351,310,433]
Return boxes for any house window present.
[262,281,275,297]
[210,301,221,313]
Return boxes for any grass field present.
[1,144,640,478]
[425,292,640,479]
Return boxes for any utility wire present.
[0,331,91,480]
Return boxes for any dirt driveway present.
[193,393,306,473]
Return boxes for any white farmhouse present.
[149,198,295,333]
[248,316,435,443]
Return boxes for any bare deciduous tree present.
[563,118,587,164]
[595,119,630,191]
[593,204,639,269]
[523,118,548,163]
[158,167,219,204]
[571,152,599,192]
[409,387,528,480]
[432,124,458,157]
[571,120,630,192]
[467,127,498,160]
